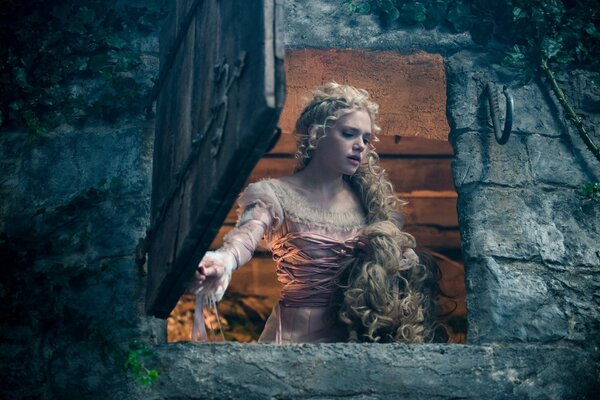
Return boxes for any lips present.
[347,155,361,165]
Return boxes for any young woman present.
[188,82,438,343]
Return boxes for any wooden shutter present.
[145,0,285,317]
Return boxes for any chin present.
[343,167,360,176]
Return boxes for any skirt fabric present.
[259,303,346,343]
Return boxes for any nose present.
[353,138,367,152]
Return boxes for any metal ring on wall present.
[485,82,514,145]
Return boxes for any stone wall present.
[1,0,599,398]
[446,51,600,346]
[0,7,166,397]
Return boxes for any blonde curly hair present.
[294,82,438,343]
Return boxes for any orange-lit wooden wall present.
[168,50,466,343]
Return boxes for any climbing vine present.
[582,182,600,200]
[0,0,168,136]
[125,340,160,386]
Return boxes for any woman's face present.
[311,109,372,176]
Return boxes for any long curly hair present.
[294,82,439,343]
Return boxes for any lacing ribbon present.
[192,293,225,342]
[270,232,357,343]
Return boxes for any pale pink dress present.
[222,178,367,343]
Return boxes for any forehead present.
[335,110,372,133]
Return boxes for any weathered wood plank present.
[405,225,462,250]
[268,133,453,156]
[148,0,197,301]
[278,49,449,140]
[147,0,285,318]
[246,157,455,193]
[400,191,458,227]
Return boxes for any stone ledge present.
[142,343,598,400]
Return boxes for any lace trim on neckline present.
[266,179,367,229]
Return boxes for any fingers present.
[199,264,222,277]
[194,270,206,283]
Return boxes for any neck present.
[295,159,345,197]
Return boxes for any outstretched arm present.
[187,203,274,302]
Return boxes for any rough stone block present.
[451,130,533,190]
[525,133,597,187]
[458,185,599,266]
[445,52,480,132]
[546,264,600,343]
[132,342,599,400]
[17,120,153,210]
[446,51,568,136]
[466,257,570,344]
[459,186,564,263]
[556,69,600,114]
[284,0,473,52]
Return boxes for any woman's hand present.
[186,250,236,302]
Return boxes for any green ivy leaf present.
[399,2,427,24]
[541,37,563,59]
[581,182,600,199]
[502,44,525,66]
[512,7,527,22]
[9,101,23,111]
[14,67,29,89]
[554,52,574,64]
[105,35,127,50]
[356,2,371,14]
[531,7,545,25]
[584,23,600,39]
[575,42,588,62]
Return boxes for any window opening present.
[168,49,466,343]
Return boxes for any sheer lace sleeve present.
[221,180,284,269]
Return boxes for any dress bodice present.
[260,179,367,307]
[230,178,368,343]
